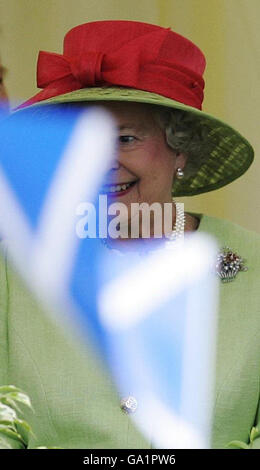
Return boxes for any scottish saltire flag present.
[99,237,218,448]
[0,105,115,307]
[0,106,218,448]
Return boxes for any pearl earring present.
[176,168,184,179]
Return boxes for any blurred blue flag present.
[0,106,218,448]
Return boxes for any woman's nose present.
[107,156,120,171]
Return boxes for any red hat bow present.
[21,23,206,110]
[37,50,105,88]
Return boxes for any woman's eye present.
[119,135,137,144]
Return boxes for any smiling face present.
[98,101,186,236]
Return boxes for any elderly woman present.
[1,20,260,449]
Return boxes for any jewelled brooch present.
[216,247,248,282]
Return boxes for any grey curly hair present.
[151,105,211,178]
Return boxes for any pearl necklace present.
[165,202,185,242]
[101,202,185,252]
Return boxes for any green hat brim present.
[17,86,254,197]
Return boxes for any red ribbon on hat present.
[19,28,205,110]
[37,51,105,88]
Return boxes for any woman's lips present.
[101,181,137,198]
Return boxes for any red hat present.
[20,20,206,110]
[17,21,253,197]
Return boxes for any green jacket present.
[0,213,260,449]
